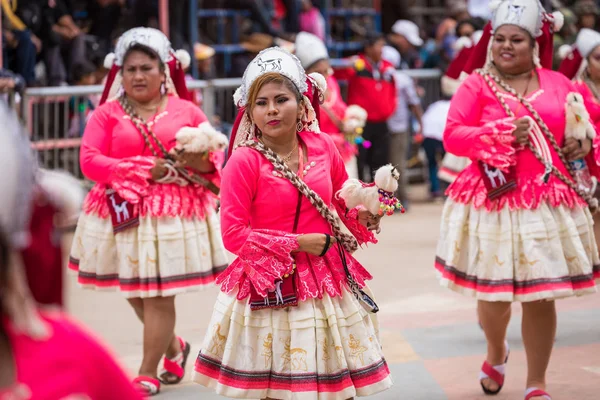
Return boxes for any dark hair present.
[72,61,97,83]
[471,17,486,31]
[122,43,166,72]
[364,31,385,50]
[456,19,476,36]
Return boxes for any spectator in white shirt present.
[382,45,423,209]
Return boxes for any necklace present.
[128,95,165,115]
[261,139,298,164]
[490,67,534,115]
[493,64,535,81]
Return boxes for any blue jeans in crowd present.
[422,137,445,196]
[2,30,36,85]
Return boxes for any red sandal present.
[479,341,510,395]
[159,336,191,385]
[133,376,161,396]
[525,387,552,400]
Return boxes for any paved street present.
[65,187,600,400]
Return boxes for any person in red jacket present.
[334,32,397,182]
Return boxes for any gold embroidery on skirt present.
[281,338,308,371]
[565,255,578,263]
[519,253,539,266]
[209,323,226,357]
[261,333,273,368]
[334,344,344,368]
[320,337,331,373]
[126,255,140,275]
[348,334,368,366]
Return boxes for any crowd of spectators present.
[7,0,600,201]
[1,0,599,91]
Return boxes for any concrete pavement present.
[65,187,600,399]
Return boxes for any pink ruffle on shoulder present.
[216,230,373,301]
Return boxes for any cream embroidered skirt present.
[69,210,228,298]
[193,286,393,400]
[435,200,600,302]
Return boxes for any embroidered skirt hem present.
[193,287,393,400]
[435,199,600,302]
[68,210,228,298]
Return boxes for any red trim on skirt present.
[435,257,599,295]
[194,352,390,393]
[69,257,226,292]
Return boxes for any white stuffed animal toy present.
[565,92,598,195]
[343,105,368,135]
[337,164,404,216]
[175,122,229,154]
[565,92,595,141]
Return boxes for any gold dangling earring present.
[297,119,303,132]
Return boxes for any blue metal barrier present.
[189,1,251,78]
[324,7,381,58]
[188,1,382,77]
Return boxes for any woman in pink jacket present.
[193,47,392,400]
[68,28,228,395]
[436,2,599,400]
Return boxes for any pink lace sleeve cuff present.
[108,156,155,204]
[223,229,300,297]
[471,118,517,171]
[334,200,377,245]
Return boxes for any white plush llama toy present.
[337,164,404,216]
[565,92,598,194]
[174,121,229,154]
[343,105,368,134]
[565,92,595,141]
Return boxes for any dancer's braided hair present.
[238,140,359,253]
